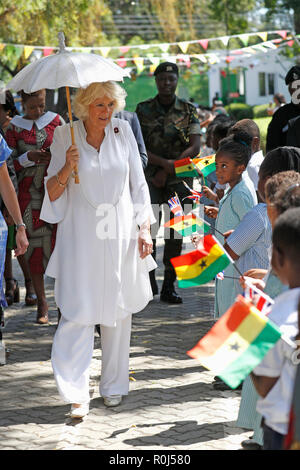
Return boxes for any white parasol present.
[7,32,130,183]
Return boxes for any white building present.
[208,50,294,107]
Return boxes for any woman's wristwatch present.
[16,222,26,231]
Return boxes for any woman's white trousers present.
[51,314,132,404]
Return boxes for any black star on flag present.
[229,342,240,351]
[199,260,207,269]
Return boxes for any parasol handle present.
[65,86,79,184]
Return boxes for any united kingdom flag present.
[216,271,225,280]
[183,181,203,204]
[243,280,274,315]
[168,195,184,217]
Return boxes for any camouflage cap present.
[154,62,179,76]
[285,65,300,85]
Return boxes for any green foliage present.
[253,116,272,153]
[264,0,300,34]
[253,103,270,118]
[225,103,254,120]
[178,73,209,107]
[0,0,111,46]
[207,0,256,34]
[122,72,209,112]
[0,0,114,79]
[122,75,157,112]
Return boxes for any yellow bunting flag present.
[257,32,268,42]
[24,46,34,59]
[178,42,190,54]
[99,47,111,58]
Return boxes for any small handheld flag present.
[171,234,231,288]
[193,154,216,181]
[174,157,199,178]
[244,278,274,315]
[182,181,203,204]
[168,195,184,217]
[216,271,225,280]
[187,295,282,389]
[164,213,210,237]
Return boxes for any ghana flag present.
[171,234,231,287]
[193,154,216,178]
[174,157,199,178]
[187,295,282,389]
[164,214,210,237]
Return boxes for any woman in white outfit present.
[40,81,155,418]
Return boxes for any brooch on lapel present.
[114,127,119,133]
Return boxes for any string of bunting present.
[0,30,298,75]
[0,29,291,54]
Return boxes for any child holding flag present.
[240,147,300,295]
[237,169,300,450]
[251,207,300,450]
[204,132,257,318]
[223,147,300,322]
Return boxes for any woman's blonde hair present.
[73,81,127,121]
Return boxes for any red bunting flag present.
[276,30,287,39]
[198,39,209,51]
[43,48,54,56]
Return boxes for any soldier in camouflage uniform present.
[136,62,201,303]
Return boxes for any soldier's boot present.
[160,270,182,304]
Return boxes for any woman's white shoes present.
[70,403,89,418]
[103,395,122,407]
[69,396,121,416]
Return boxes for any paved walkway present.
[0,237,251,451]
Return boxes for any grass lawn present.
[253,116,272,154]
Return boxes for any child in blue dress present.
[204,132,257,318]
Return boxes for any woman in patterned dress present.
[0,90,37,307]
[5,89,64,324]
[0,134,29,325]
